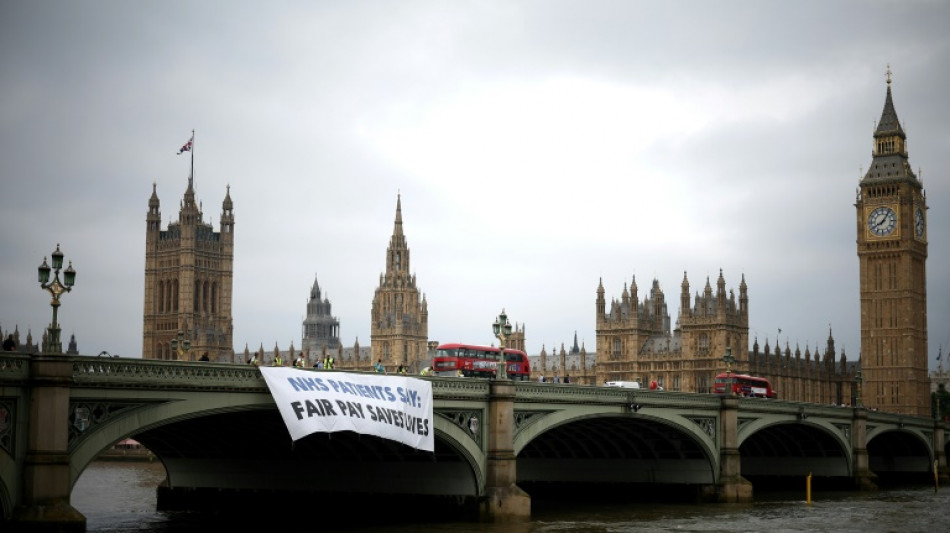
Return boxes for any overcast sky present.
[2,1,948,369]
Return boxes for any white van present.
[604,380,641,389]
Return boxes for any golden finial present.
[886,64,892,86]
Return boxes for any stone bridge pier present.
[716,396,753,502]
[481,380,530,521]
[11,356,85,532]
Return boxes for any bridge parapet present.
[0,354,29,382]
[514,383,722,410]
[865,409,933,429]
[738,398,856,422]
[70,357,265,391]
[431,377,490,400]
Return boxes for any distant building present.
[239,340,370,368]
[142,175,234,361]
[0,325,40,354]
[66,333,79,355]
[855,70,930,416]
[531,338,593,384]
[301,276,340,354]
[370,195,429,372]
[589,270,860,404]
[596,271,750,393]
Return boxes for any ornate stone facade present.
[301,276,340,353]
[595,271,748,393]
[142,177,234,361]
[856,70,929,416]
[592,271,859,403]
[370,195,429,372]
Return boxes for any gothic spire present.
[874,66,905,139]
[310,275,321,300]
[149,182,160,210]
[863,66,917,183]
[222,184,233,211]
[384,194,410,276]
[394,193,404,237]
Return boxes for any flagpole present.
[190,129,195,188]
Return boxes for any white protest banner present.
[259,367,434,452]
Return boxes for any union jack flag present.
[177,135,193,155]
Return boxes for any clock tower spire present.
[855,67,929,416]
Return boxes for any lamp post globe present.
[492,309,513,380]
[37,244,76,354]
[170,329,192,360]
[722,347,736,374]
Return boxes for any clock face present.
[867,206,897,237]
[915,207,925,237]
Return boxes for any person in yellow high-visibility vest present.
[273,354,283,366]
[323,356,334,370]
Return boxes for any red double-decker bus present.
[432,343,531,381]
[713,373,777,398]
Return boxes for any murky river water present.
[72,461,949,532]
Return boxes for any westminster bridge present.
[1,353,947,531]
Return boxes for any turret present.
[630,276,639,314]
[221,184,234,237]
[739,273,748,321]
[596,278,606,319]
[717,269,726,314]
[680,271,690,319]
[147,182,161,234]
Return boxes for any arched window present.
[167,281,173,313]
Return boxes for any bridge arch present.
[738,418,852,478]
[513,407,719,485]
[431,414,486,493]
[68,390,274,485]
[866,428,933,478]
[69,392,485,499]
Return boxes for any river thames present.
[72,461,949,532]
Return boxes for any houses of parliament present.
[136,73,933,417]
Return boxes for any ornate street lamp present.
[854,369,863,408]
[170,329,191,360]
[492,309,513,380]
[37,244,76,354]
[722,346,735,376]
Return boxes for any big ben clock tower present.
[856,68,929,416]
